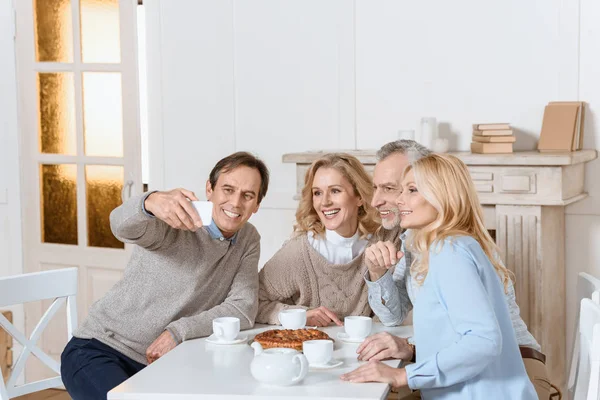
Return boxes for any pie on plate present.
[253,328,332,351]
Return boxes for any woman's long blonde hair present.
[404,154,512,290]
[294,153,379,238]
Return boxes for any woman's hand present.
[356,332,413,361]
[306,306,343,327]
[340,361,408,388]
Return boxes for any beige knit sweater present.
[257,229,399,325]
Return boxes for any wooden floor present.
[12,389,71,400]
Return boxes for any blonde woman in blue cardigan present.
[341,153,536,400]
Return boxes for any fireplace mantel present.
[282,149,597,386]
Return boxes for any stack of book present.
[471,123,515,154]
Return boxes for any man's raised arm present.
[110,189,202,250]
[364,240,413,326]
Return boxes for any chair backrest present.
[0,268,78,400]
[579,274,600,305]
[573,298,600,400]
[569,273,600,399]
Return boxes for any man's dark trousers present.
[61,337,145,400]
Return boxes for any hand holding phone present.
[192,200,213,227]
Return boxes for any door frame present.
[14,0,142,381]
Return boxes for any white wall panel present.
[354,0,577,152]
[0,0,21,278]
[0,0,24,361]
[233,0,355,202]
[149,0,236,197]
[249,209,296,268]
[567,0,600,216]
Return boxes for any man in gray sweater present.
[60,152,269,400]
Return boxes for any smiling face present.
[206,165,262,238]
[395,169,438,230]
[372,153,409,229]
[311,167,364,238]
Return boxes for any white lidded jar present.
[419,117,437,148]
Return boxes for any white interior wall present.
[145,0,600,362]
[0,0,24,336]
[354,1,579,150]
[565,0,600,359]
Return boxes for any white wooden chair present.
[573,298,600,400]
[569,273,600,400]
[0,268,78,400]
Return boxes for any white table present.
[108,323,413,400]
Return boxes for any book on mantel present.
[473,123,511,130]
[473,129,514,137]
[537,101,585,152]
[471,122,514,153]
[472,135,516,143]
[470,142,513,154]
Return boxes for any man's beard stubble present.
[380,208,401,230]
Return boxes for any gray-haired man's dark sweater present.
[74,193,260,365]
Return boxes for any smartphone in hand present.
[192,200,213,226]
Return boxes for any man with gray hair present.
[370,140,431,231]
[355,140,555,399]
[362,140,430,332]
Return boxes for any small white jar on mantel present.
[432,137,450,153]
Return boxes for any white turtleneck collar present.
[308,229,369,264]
[325,229,360,247]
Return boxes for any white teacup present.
[278,309,307,330]
[192,200,213,226]
[212,317,240,341]
[344,316,372,340]
[303,339,333,366]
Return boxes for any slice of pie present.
[253,328,332,351]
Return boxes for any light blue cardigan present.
[404,236,537,400]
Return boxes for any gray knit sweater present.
[74,193,260,365]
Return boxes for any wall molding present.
[144,0,166,191]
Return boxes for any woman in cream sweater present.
[256,153,398,327]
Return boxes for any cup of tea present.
[344,316,372,340]
[303,339,333,366]
[212,317,240,341]
[192,200,213,226]
[278,309,307,330]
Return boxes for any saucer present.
[206,333,248,345]
[309,359,343,369]
[336,332,366,343]
[280,326,318,330]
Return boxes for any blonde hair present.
[294,153,379,238]
[404,154,512,290]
